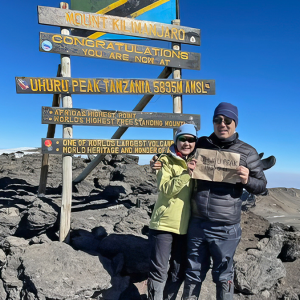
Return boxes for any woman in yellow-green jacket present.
[148,124,197,300]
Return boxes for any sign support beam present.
[172,19,183,136]
[38,64,61,196]
[73,66,172,184]
[59,2,72,244]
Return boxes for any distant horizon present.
[1,147,299,190]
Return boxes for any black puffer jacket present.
[192,133,267,225]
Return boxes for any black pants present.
[182,218,242,300]
[148,229,187,300]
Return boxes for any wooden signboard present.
[38,6,201,46]
[42,107,201,129]
[16,77,215,95]
[39,32,201,70]
[42,138,173,155]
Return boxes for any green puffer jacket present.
[149,146,194,235]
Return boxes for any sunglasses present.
[213,116,233,125]
[178,136,196,143]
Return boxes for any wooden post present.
[73,67,172,184]
[172,19,182,136]
[59,2,72,243]
[38,64,61,196]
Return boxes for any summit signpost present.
[16,1,215,243]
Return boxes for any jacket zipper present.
[206,139,222,218]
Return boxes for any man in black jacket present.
[181,102,267,300]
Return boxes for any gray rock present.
[11,194,37,204]
[73,179,95,196]
[0,208,21,242]
[111,164,157,194]
[102,181,133,200]
[29,233,53,245]
[26,199,58,232]
[128,194,157,210]
[21,242,111,299]
[0,279,7,300]
[1,243,26,300]
[114,207,150,236]
[71,206,128,234]
[0,248,6,268]
[93,165,115,189]
[234,234,286,295]
[1,236,29,255]
[267,222,300,262]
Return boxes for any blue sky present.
[1,0,300,188]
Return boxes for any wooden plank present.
[39,32,200,70]
[42,138,173,155]
[16,77,215,95]
[73,66,172,184]
[38,6,201,45]
[38,64,62,196]
[59,2,72,244]
[42,107,201,129]
[172,19,183,136]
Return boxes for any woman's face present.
[176,134,196,156]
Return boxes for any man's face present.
[213,115,236,139]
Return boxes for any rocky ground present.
[0,151,299,300]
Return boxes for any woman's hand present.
[187,159,197,176]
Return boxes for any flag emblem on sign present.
[71,0,176,40]
[17,79,29,90]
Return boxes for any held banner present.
[192,149,241,184]
[42,138,173,155]
[16,77,215,95]
[38,6,200,45]
[39,32,201,70]
[42,107,201,129]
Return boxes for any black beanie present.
[213,102,238,126]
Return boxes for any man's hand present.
[150,155,162,170]
[237,166,249,184]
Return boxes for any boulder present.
[73,179,95,196]
[234,234,286,295]
[111,164,157,194]
[0,208,21,242]
[71,205,128,234]
[267,222,300,262]
[0,249,6,268]
[128,194,157,211]
[26,199,58,232]
[20,242,111,299]
[1,238,26,300]
[0,279,6,300]
[114,207,150,236]
[101,181,133,200]
[1,236,29,255]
